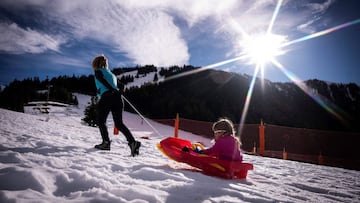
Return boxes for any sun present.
[243,33,287,65]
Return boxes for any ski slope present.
[118,70,164,90]
[0,94,359,202]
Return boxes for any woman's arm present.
[95,70,118,92]
[203,141,220,155]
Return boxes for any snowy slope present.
[0,94,359,202]
[117,70,164,90]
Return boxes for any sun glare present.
[243,34,287,65]
[161,0,359,138]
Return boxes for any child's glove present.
[182,146,190,152]
[193,146,203,154]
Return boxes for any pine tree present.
[82,96,98,127]
[153,73,158,82]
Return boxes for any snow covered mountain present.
[0,94,359,202]
[1,66,359,132]
[121,69,360,132]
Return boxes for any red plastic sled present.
[157,137,253,179]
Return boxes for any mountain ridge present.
[1,65,359,132]
[121,67,360,132]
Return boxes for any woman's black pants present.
[97,91,135,144]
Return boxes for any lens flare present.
[237,64,261,137]
[283,19,360,47]
[164,55,247,82]
[159,0,358,136]
[243,34,287,65]
[267,0,284,35]
[271,59,348,123]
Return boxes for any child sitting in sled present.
[183,118,243,162]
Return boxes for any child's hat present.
[212,118,234,135]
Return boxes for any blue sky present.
[0,0,359,85]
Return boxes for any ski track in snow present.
[0,94,359,202]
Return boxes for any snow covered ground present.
[0,94,359,202]
[118,70,164,90]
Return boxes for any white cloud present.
[114,10,189,66]
[118,0,238,27]
[307,0,336,13]
[43,0,190,66]
[24,0,241,66]
[49,55,88,68]
[296,0,337,34]
[297,18,319,34]
[0,22,65,54]
[0,0,337,65]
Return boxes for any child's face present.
[213,130,225,141]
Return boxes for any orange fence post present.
[283,147,287,160]
[318,152,324,165]
[252,142,256,155]
[259,119,265,156]
[113,126,119,135]
[174,113,179,138]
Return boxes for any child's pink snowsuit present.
[203,135,243,162]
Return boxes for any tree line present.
[1,65,359,132]
[0,76,82,112]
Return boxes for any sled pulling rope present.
[122,95,162,137]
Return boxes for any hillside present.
[0,94,359,202]
[123,69,360,132]
[1,65,359,132]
